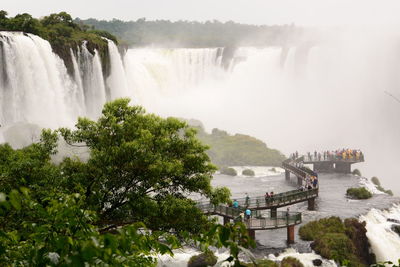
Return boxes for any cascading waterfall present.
[106,39,130,100]
[75,42,107,119]
[359,205,400,263]
[123,48,224,107]
[0,32,78,127]
[70,48,86,115]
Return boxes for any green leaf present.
[9,190,21,210]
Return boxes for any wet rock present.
[391,224,400,236]
[312,259,322,266]
[188,251,217,267]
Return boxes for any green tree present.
[59,98,220,233]
[0,188,180,266]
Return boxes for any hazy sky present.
[3,0,400,26]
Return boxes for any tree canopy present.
[0,99,257,265]
[0,10,118,75]
[76,17,308,48]
[59,98,219,232]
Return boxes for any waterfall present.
[0,32,77,128]
[359,205,400,262]
[70,48,86,115]
[106,40,130,100]
[123,48,224,107]
[75,41,107,119]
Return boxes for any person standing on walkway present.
[245,208,251,220]
[245,193,250,206]
[286,207,290,223]
[233,199,239,209]
[265,192,270,204]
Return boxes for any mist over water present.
[0,29,399,195]
[124,30,400,196]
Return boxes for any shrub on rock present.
[220,167,237,176]
[346,187,372,199]
[242,169,255,176]
[188,250,217,267]
[281,257,304,267]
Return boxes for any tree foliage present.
[196,127,286,167]
[59,98,218,233]
[76,18,308,48]
[0,99,255,265]
[0,10,118,75]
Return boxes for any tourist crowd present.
[305,149,364,162]
[291,149,364,162]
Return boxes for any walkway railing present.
[303,155,364,163]
[197,188,318,213]
[197,203,242,218]
[241,211,302,230]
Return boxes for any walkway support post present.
[307,198,315,211]
[287,225,295,244]
[248,229,256,240]
[335,162,352,173]
[285,170,290,181]
[223,216,230,225]
[270,208,277,218]
[297,176,303,186]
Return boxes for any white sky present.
[2,0,400,26]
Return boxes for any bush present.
[242,169,255,176]
[281,257,304,267]
[299,216,375,267]
[220,167,237,176]
[346,187,372,199]
[311,233,361,267]
[188,250,217,267]
[352,169,361,176]
[270,167,277,172]
[299,217,345,241]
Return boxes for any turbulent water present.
[1,31,400,264]
[161,171,400,266]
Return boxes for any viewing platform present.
[302,151,364,174]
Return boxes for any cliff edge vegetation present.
[0,10,118,75]
[187,120,286,167]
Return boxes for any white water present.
[0,32,76,127]
[228,166,284,177]
[106,40,130,100]
[123,48,224,108]
[75,42,108,119]
[268,248,337,267]
[360,204,400,262]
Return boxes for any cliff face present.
[344,219,376,266]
